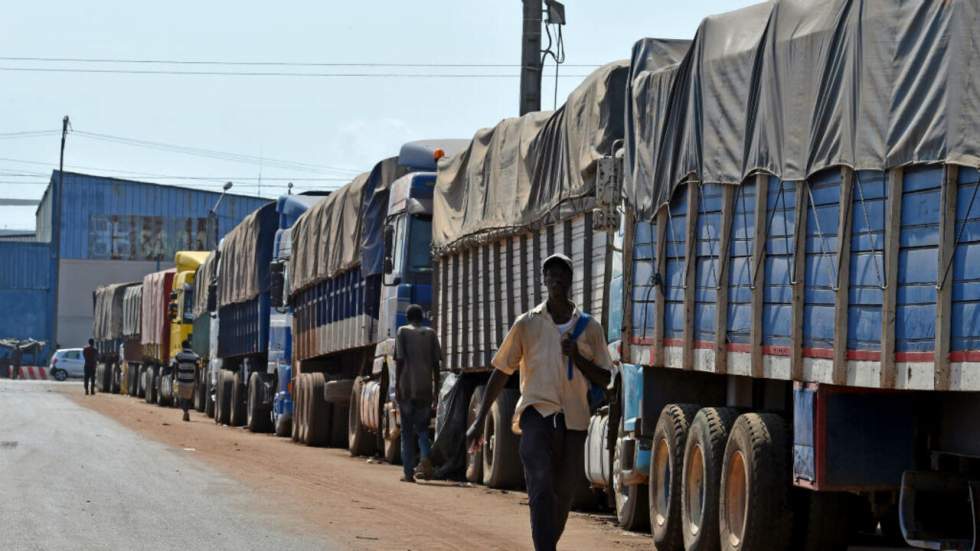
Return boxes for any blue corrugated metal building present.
[0,171,272,361]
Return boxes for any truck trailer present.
[154,251,210,407]
[139,268,175,405]
[190,250,218,415]
[92,282,141,394]
[430,60,635,491]
[286,140,464,454]
[121,284,143,396]
[607,1,980,549]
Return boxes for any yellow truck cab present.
[169,251,210,359]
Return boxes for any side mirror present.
[383,224,395,274]
[269,261,285,308]
[206,282,217,313]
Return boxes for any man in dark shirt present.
[82,339,98,395]
[174,340,199,422]
[394,304,441,482]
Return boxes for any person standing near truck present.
[174,340,199,422]
[467,254,612,551]
[83,339,98,395]
[394,304,441,482]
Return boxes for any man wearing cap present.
[467,253,612,551]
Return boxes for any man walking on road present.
[174,340,199,422]
[467,254,612,551]
[395,304,441,482]
[83,339,98,395]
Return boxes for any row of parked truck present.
[90,1,979,549]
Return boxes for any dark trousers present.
[83,366,96,394]
[398,399,431,479]
[519,407,587,551]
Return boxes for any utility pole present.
[519,0,543,115]
[51,115,69,350]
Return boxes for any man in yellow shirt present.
[467,253,612,551]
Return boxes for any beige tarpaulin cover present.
[193,251,218,317]
[289,156,405,294]
[217,202,276,308]
[122,285,142,338]
[93,282,140,340]
[432,61,629,253]
[141,269,174,347]
[624,0,980,219]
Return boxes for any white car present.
[49,348,86,381]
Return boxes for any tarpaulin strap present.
[806,181,840,292]
[665,205,685,289]
[698,183,722,291]
[750,180,789,289]
[938,178,980,291]
[854,175,887,290]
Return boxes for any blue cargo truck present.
[285,140,464,454]
[266,193,328,436]
[600,2,980,550]
[210,201,277,429]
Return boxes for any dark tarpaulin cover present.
[192,251,218,317]
[93,282,140,340]
[360,157,410,277]
[625,0,980,219]
[290,157,407,293]
[217,202,277,308]
[433,61,630,253]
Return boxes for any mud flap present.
[899,470,979,550]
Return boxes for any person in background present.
[174,340,199,422]
[82,339,98,395]
[466,254,612,551]
[394,304,442,482]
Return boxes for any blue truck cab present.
[268,193,327,435]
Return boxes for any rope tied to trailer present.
[749,180,795,289]
[697,183,723,291]
[853,175,887,290]
[665,203,685,290]
[806,181,841,292]
[937,177,980,291]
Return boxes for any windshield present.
[405,215,432,274]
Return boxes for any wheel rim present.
[685,443,705,536]
[613,435,628,517]
[725,450,748,548]
[651,436,671,527]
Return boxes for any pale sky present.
[0,1,757,230]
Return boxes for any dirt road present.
[73,386,648,550]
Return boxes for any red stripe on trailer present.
[847,350,881,361]
[762,345,792,357]
[894,351,933,362]
[726,342,752,353]
[949,351,980,362]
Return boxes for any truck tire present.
[194,372,206,413]
[465,385,485,483]
[482,388,523,489]
[229,371,246,426]
[649,403,699,551]
[300,374,311,444]
[275,412,292,437]
[324,379,352,448]
[682,407,739,551]
[613,413,649,531]
[324,379,354,402]
[292,374,304,442]
[111,365,121,394]
[204,378,215,419]
[348,377,376,456]
[246,372,273,433]
[306,373,331,447]
[719,413,792,551]
[216,371,233,425]
[143,369,153,404]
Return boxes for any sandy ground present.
[70,385,650,551]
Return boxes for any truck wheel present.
[204,378,215,419]
[325,380,352,447]
[300,374,312,444]
[217,371,233,425]
[194,373,206,413]
[719,413,792,551]
[111,365,121,394]
[466,385,485,483]
[384,431,401,465]
[143,370,152,404]
[682,407,739,551]
[482,388,523,489]
[649,403,699,551]
[246,372,272,433]
[275,412,292,437]
[229,371,246,426]
[292,374,304,442]
[306,373,331,446]
[348,377,376,456]
[613,414,650,531]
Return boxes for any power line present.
[0,172,346,182]
[0,66,590,79]
[0,55,603,68]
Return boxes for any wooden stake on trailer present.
[750,175,769,378]
[654,207,668,368]
[935,165,959,391]
[832,168,855,385]
[791,180,809,381]
[714,185,735,375]
[682,182,700,371]
[880,168,904,389]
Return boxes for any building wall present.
[0,242,53,358]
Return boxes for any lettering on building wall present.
[89,215,208,260]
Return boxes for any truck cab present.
[168,251,209,360]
